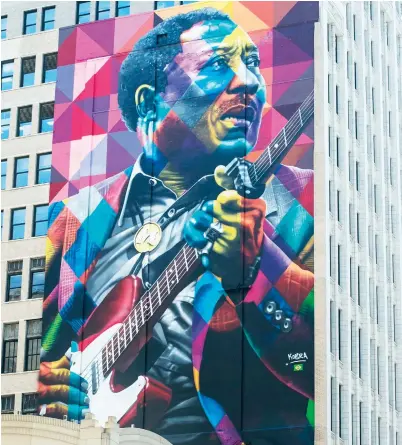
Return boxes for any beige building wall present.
[1,414,173,445]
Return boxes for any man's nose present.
[228,61,259,96]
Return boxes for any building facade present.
[1,2,401,445]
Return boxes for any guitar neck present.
[252,91,314,185]
[101,245,200,376]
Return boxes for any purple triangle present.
[106,134,136,174]
[80,20,115,56]
[277,1,319,28]
[276,21,316,60]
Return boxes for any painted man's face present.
[153,19,266,171]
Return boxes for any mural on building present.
[38,2,318,444]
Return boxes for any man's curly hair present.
[118,7,232,132]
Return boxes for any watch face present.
[133,222,162,253]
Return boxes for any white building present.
[1,2,402,445]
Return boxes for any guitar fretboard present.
[101,245,200,376]
[250,91,314,185]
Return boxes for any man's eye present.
[209,57,228,70]
[246,57,261,68]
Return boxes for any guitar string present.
[253,97,314,182]
[253,90,314,175]
[78,245,200,386]
[79,245,199,390]
[252,92,314,181]
[77,92,314,387]
[80,247,200,392]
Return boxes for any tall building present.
[1,2,401,445]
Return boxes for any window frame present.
[2,323,18,374]
[13,156,29,188]
[21,393,38,415]
[1,60,14,91]
[32,204,48,237]
[1,15,7,39]
[20,56,36,88]
[6,272,22,302]
[76,1,91,24]
[17,105,33,137]
[1,109,10,140]
[36,152,51,184]
[1,159,7,190]
[29,265,45,300]
[41,6,56,31]
[38,102,54,133]
[95,1,110,20]
[115,1,130,17]
[24,320,42,371]
[42,53,57,83]
[1,395,15,414]
[23,10,37,35]
[10,207,26,240]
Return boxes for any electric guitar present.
[70,90,314,426]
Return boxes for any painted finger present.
[214,165,235,190]
[40,384,89,406]
[189,210,213,231]
[183,223,208,249]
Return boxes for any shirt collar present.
[118,154,176,227]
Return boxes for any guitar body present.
[71,325,148,426]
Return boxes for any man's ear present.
[135,84,156,120]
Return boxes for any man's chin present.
[213,138,255,164]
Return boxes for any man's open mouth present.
[220,106,256,126]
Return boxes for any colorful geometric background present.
[50,1,317,203]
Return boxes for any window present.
[1,60,14,91]
[357,266,361,305]
[356,161,359,190]
[1,210,3,240]
[328,125,332,157]
[155,1,175,9]
[20,57,36,87]
[23,10,37,35]
[339,384,342,437]
[337,244,341,286]
[6,260,23,302]
[17,105,32,137]
[338,309,342,360]
[30,258,45,299]
[371,41,374,66]
[96,1,110,20]
[33,205,48,237]
[358,328,362,378]
[36,153,51,184]
[10,208,26,240]
[337,190,341,222]
[388,111,391,137]
[330,236,333,277]
[1,15,7,39]
[76,1,90,24]
[347,51,351,79]
[357,213,360,244]
[25,320,42,371]
[22,393,38,415]
[355,111,358,140]
[387,66,390,91]
[1,395,15,414]
[336,137,340,167]
[116,1,130,16]
[354,62,357,89]
[370,1,373,20]
[353,14,356,40]
[13,157,29,188]
[335,35,339,63]
[335,85,339,114]
[329,180,333,213]
[374,185,378,213]
[1,160,6,190]
[41,6,55,31]
[39,102,54,133]
[2,323,18,374]
[328,74,331,103]
[42,53,57,83]
[1,110,10,140]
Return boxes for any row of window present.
[5,258,45,303]
[1,53,57,91]
[1,102,54,140]
[2,319,42,374]
[1,204,48,240]
[1,393,38,415]
[1,153,51,190]
[1,1,197,41]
